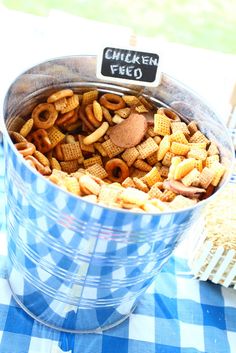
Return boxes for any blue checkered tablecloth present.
[0,140,236,353]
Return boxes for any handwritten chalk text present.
[110,65,142,79]
[105,48,158,67]
[100,47,159,83]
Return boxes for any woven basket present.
[189,159,236,288]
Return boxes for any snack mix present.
[9,88,226,212]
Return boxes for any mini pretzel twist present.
[27,129,52,154]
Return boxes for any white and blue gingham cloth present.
[1,141,236,353]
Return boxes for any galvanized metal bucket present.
[2,56,234,332]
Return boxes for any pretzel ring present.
[99,93,126,111]
[105,158,129,183]
[157,107,181,121]
[25,155,51,175]
[32,103,58,129]
[15,142,36,157]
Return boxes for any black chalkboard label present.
[97,47,160,86]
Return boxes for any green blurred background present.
[2,0,236,54]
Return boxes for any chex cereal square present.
[137,137,158,159]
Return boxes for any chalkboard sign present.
[97,47,161,87]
